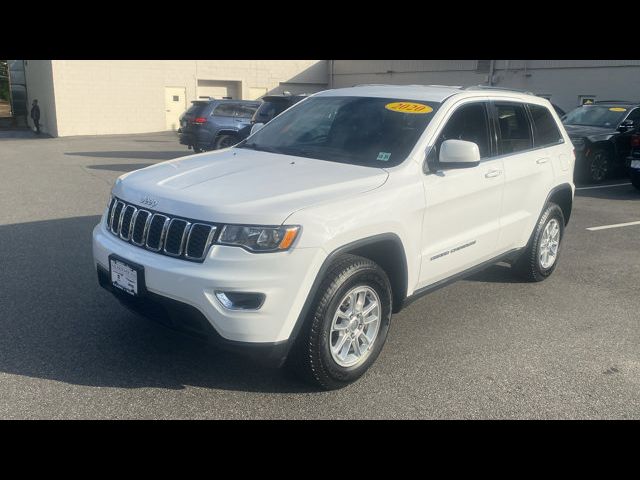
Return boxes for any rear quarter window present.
[529,104,563,147]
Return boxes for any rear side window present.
[529,104,563,147]
[212,104,237,117]
[185,103,209,116]
[495,103,532,154]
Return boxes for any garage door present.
[197,80,240,99]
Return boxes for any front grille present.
[106,197,217,262]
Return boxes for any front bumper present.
[92,216,326,349]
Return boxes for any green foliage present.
[0,80,9,101]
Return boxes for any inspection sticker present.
[385,102,433,114]
[609,107,627,112]
[377,152,392,161]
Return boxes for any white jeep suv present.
[93,85,575,389]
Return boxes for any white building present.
[329,60,640,113]
[18,60,640,137]
[23,60,328,137]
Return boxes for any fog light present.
[215,291,265,310]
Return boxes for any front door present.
[165,87,186,131]
[419,101,505,288]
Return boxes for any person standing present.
[30,99,41,134]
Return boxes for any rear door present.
[494,101,557,251]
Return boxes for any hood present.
[112,148,389,225]
[563,124,617,141]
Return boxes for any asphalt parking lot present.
[0,131,638,419]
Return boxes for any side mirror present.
[250,123,265,135]
[617,120,635,132]
[439,139,481,168]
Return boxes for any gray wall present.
[331,60,640,113]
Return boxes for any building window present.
[173,95,179,102]
[579,95,596,105]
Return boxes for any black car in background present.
[179,99,260,153]
[627,133,640,190]
[237,94,307,142]
[563,101,640,183]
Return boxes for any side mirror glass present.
[438,139,481,168]
[250,123,265,135]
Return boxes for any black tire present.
[631,174,640,191]
[512,203,565,282]
[214,134,239,150]
[580,148,610,184]
[285,254,392,390]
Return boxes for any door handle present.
[485,169,502,178]
[536,158,549,164]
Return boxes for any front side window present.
[529,104,563,147]
[235,104,259,119]
[237,96,440,167]
[435,102,491,158]
[625,108,640,123]
[495,103,532,154]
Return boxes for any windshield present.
[236,96,440,167]
[563,105,628,128]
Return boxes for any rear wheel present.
[214,134,239,150]
[513,203,565,282]
[286,254,392,390]
[631,173,640,190]
[582,148,610,184]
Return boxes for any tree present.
[0,60,9,101]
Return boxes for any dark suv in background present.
[562,101,640,183]
[179,99,260,153]
[237,94,307,142]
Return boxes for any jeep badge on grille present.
[140,196,158,208]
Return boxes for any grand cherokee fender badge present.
[140,196,159,208]
[430,240,477,261]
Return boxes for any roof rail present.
[352,83,463,89]
[465,85,534,95]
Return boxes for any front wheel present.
[512,203,565,282]
[286,254,392,390]
[631,173,640,191]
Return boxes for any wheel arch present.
[546,183,573,226]
[286,233,409,358]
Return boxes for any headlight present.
[218,225,300,252]
[571,137,585,150]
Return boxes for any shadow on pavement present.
[86,163,156,172]
[575,183,640,200]
[66,151,189,161]
[0,216,312,394]
[464,263,528,284]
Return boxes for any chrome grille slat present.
[131,210,152,246]
[119,205,137,241]
[106,197,216,262]
[185,223,217,261]
[145,214,170,252]
[163,219,190,257]
[110,201,125,235]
